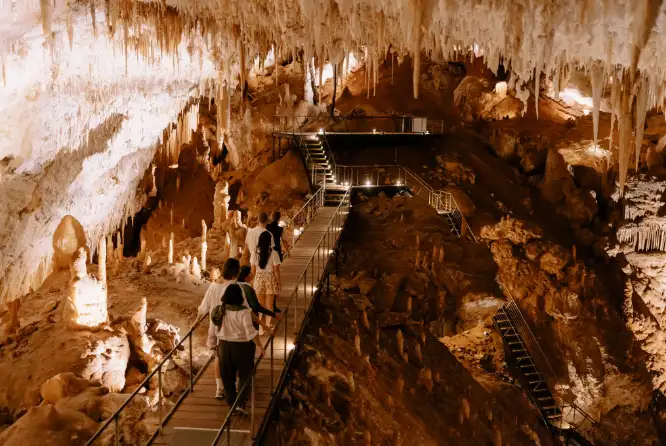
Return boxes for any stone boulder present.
[490,129,518,159]
[79,334,130,392]
[480,217,542,245]
[40,373,94,405]
[539,244,571,275]
[454,76,523,121]
[247,150,310,212]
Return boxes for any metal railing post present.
[188,335,193,391]
[158,366,163,431]
[114,415,119,446]
[251,374,256,434]
[284,310,288,362]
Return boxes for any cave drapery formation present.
[2,0,666,307]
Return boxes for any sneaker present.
[215,388,225,399]
[233,406,249,416]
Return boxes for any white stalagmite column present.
[143,256,152,274]
[138,234,147,262]
[106,235,114,264]
[98,236,107,285]
[201,220,208,271]
[168,232,174,264]
[192,257,202,280]
[150,164,157,197]
[62,248,108,329]
[116,231,123,262]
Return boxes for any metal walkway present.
[493,282,622,445]
[152,204,346,445]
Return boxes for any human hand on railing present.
[257,345,266,357]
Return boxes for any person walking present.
[216,284,265,415]
[245,212,273,271]
[198,258,241,399]
[266,211,291,261]
[251,231,281,328]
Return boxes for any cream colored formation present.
[2,0,666,309]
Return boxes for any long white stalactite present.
[3,0,666,305]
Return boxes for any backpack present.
[211,303,226,327]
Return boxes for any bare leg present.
[258,293,272,326]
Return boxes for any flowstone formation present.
[607,176,666,392]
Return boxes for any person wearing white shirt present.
[198,259,243,399]
[217,284,265,414]
[245,213,276,272]
[251,231,282,328]
[198,258,272,399]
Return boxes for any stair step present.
[515,356,530,361]
[541,405,560,411]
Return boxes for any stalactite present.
[98,237,107,285]
[618,80,633,196]
[590,62,604,148]
[635,78,650,171]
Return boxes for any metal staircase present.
[298,135,347,206]
[493,283,622,445]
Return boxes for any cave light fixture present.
[318,128,324,135]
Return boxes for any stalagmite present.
[406,296,412,312]
[168,233,174,264]
[138,236,147,262]
[150,165,157,196]
[192,257,202,280]
[62,248,108,329]
[106,235,114,264]
[416,234,420,247]
[181,218,186,229]
[170,208,174,226]
[130,298,155,355]
[415,250,420,266]
[361,310,369,329]
[354,334,361,355]
[161,236,167,249]
[397,377,404,396]
[143,256,152,274]
[432,245,437,259]
[201,240,207,272]
[98,237,107,285]
[116,231,123,261]
[439,247,445,262]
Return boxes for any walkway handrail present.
[272,114,446,135]
[332,163,476,241]
[86,315,211,445]
[211,188,352,445]
[496,280,622,445]
[284,185,326,254]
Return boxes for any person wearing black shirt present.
[266,211,290,261]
